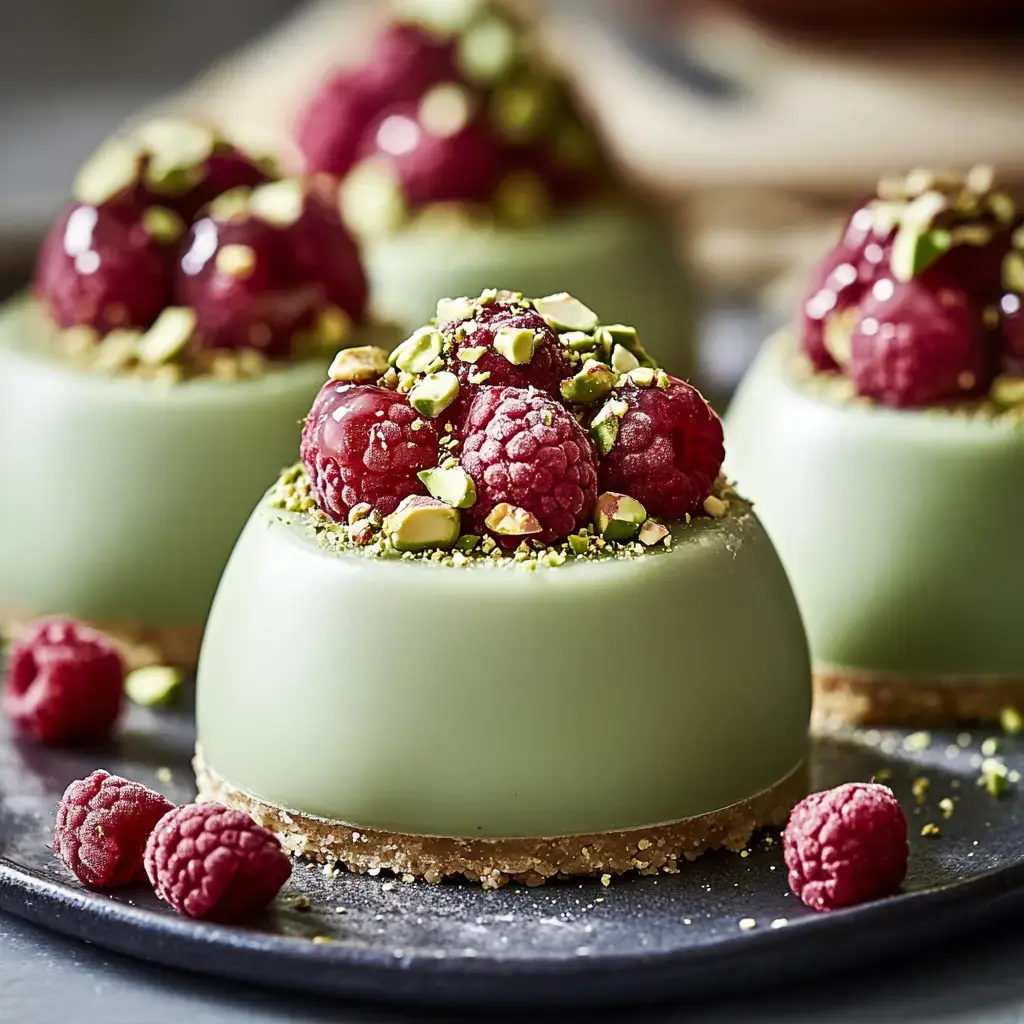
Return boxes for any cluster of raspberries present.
[301,294,725,548]
[800,166,1024,408]
[295,9,599,221]
[34,118,367,358]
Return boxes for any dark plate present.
[2,675,1024,1010]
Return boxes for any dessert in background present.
[195,288,810,888]
[0,117,388,665]
[726,166,1024,726]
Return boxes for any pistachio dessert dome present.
[0,117,386,664]
[726,166,1024,727]
[293,0,693,376]
[195,289,810,888]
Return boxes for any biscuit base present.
[194,748,807,889]
[1,604,203,669]
[814,670,1024,729]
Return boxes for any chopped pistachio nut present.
[485,502,543,536]
[703,495,728,518]
[391,0,484,33]
[409,371,460,418]
[455,534,481,553]
[594,492,647,542]
[493,326,537,365]
[340,161,407,237]
[329,345,390,383]
[638,520,669,546]
[981,737,1000,757]
[560,359,616,404]
[136,118,215,192]
[383,496,460,552]
[533,292,599,332]
[560,331,596,352]
[911,776,930,804]
[435,296,475,323]
[137,307,196,366]
[209,187,252,223]
[457,14,517,83]
[93,329,142,372]
[348,502,373,525]
[920,823,941,838]
[456,345,487,363]
[249,179,305,227]
[738,918,757,932]
[611,344,640,374]
[980,758,1009,797]
[1001,706,1024,735]
[626,366,656,388]
[1003,251,1024,294]
[904,731,931,752]
[939,797,955,819]
[419,83,473,139]
[125,665,182,707]
[216,243,257,279]
[991,375,1024,407]
[568,533,590,556]
[73,138,142,206]
[590,398,628,456]
[391,327,444,374]
[417,465,477,508]
[889,191,949,282]
[467,370,491,385]
[142,206,186,245]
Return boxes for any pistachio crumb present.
[921,823,940,838]
[738,918,757,931]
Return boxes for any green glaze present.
[364,201,696,380]
[196,498,810,839]
[0,298,328,631]
[725,332,1024,680]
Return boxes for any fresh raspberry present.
[301,383,440,520]
[144,803,292,921]
[784,782,908,911]
[53,770,174,888]
[35,202,173,331]
[460,386,599,545]
[598,378,724,520]
[2,619,125,746]
[848,273,991,408]
[441,299,570,397]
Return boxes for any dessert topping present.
[384,495,461,550]
[329,345,391,383]
[594,492,647,542]
[417,465,478,508]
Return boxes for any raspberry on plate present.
[848,273,991,408]
[54,770,174,888]
[35,202,173,332]
[784,782,908,911]
[2,619,125,746]
[144,803,292,921]
[460,385,599,545]
[301,382,440,519]
[598,377,724,520]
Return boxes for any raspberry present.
[53,770,173,888]
[784,783,908,911]
[460,386,599,545]
[848,273,991,408]
[598,378,724,520]
[442,299,569,397]
[301,383,439,520]
[35,202,173,332]
[144,803,292,921]
[2,619,125,746]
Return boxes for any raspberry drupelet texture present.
[599,378,724,520]
[2,619,125,746]
[35,202,173,332]
[442,299,570,397]
[144,803,292,921]
[784,783,908,911]
[461,386,599,545]
[301,383,440,519]
[848,273,990,408]
[54,770,174,888]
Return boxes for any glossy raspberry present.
[54,770,174,888]
[301,383,439,519]
[35,202,172,331]
[599,378,724,520]
[442,300,570,397]
[2,619,125,746]
[144,803,292,921]
[461,386,599,545]
[784,783,908,911]
[848,273,991,408]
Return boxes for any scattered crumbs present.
[939,797,955,819]
[292,895,313,911]
[874,768,892,783]
[981,737,1000,757]
[957,732,973,748]
[1001,706,1024,735]
[911,776,930,804]
[402,873,416,884]
[921,823,941,838]
[739,918,757,931]
[311,936,333,945]
[980,757,1009,797]
[769,865,777,871]
[600,874,612,887]
[594,898,604,904]
[770,918,789,929]
[155,767,173,784]
[381,882,395,892]
[904,731,931,752]
[683,918,692,925]
[740,850,750,859]
[335,907,348,914]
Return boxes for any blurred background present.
[2,0,1023,393]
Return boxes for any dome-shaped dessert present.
[0,118,390,664]
[726,166,1024,727]
[195,289,810,887]
[292,0,694,377]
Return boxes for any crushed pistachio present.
[911,776,930,804]
[939,797,955,819]
[1001,707,1024,735]
[921,823,940,838]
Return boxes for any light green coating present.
[725,332,1024,680]
[196,497,810,839]
[0,298,328,631]
[364,201,696,379]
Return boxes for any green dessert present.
[294,0,694,376]
[195,290,810,887]
[0,118,388,664]
[726,167,1024,727]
